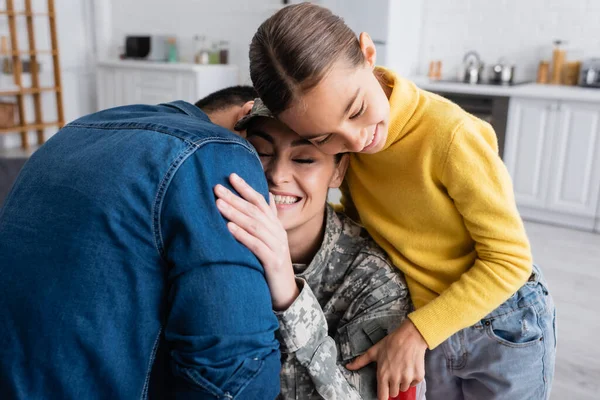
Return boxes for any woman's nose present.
[266,159,291,184]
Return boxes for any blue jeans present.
[425,265,556,400]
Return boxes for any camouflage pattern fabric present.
[274,205,419,399]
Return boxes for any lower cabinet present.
[96,61,239,110]
[505,97,600,231]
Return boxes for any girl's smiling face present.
[279,58,391,156]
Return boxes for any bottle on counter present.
[434,60,442,79]
[563,61,582,86]
[536,61,550,84]
[208,41,220,65]
[194,35,210,65]
[219,40,229,64]
[550,40,566,85]
[427,60,442,80]
[167,37,178,63]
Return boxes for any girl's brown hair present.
[249,3,364,115]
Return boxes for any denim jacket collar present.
[160,101,210,122]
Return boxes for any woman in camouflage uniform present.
[214,99,425,400]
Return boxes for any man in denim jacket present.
[0,87,280,399]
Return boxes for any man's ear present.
[238,100,254,120]
[359,32,377,68]
[234,100,255,137]
[329,154,350,188]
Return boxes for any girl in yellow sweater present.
[234,3,555,400]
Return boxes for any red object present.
[389,386,416,400]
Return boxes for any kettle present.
[490,58,515,84]
[462,51,484,84]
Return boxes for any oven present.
[432,92,509,159]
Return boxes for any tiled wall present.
[418,0,600,81]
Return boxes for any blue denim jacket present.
[0,101,280,399]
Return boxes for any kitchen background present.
[1,1,599,399]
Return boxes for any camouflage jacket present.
[275,205,413,399]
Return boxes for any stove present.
[438,78,531,86]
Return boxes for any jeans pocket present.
[221,357,264,398]
[175,363,225,398]
[485,305,544,348]
[175,357,264,399]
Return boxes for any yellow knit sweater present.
[341,67,533,349]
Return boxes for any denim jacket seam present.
[152,139,261,263]
[65,122,257,155]
[140,326,163,400]
[152,145,198,261]
[66,122,199,145]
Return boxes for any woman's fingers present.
[226,222,272,265]
[216,198,277,248]
[214,184,261,220]
[269,192,278,216]
[228,173,274,217]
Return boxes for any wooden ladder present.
[0,0,64,149]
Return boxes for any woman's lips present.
[271,192,302,210]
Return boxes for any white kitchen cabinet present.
[505,97,600,231]
[596,197,600,233]
[547,101,600,218]
[504,98,557,209]
[96,60,239,110]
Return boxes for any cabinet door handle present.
[547,103,559,111]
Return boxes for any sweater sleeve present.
[408,122,533,349]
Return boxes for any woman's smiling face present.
[247,118,348,232]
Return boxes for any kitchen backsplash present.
[419,0,600,81]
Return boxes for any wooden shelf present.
[0,11,54,17]
[0,121,61,134]
[9,50,57,56]
[0,86,60,96]
[2,0,64,149]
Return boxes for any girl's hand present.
[214,173,299,311]
[346,319,427,400]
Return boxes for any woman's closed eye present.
[257,152,273,157]
[293,158,315,164]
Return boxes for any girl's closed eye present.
[350,101,366,120]
[315,135,332,146]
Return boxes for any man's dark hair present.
[195,85,258,113]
